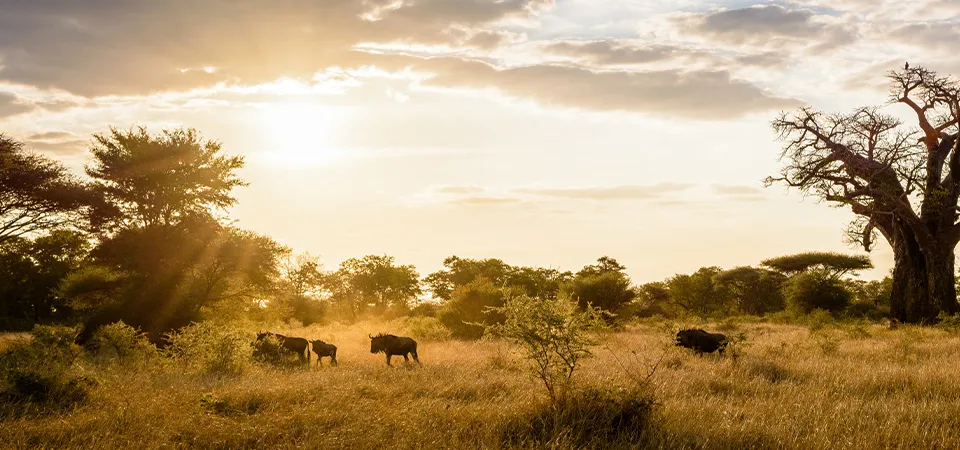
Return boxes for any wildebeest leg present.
[386,353,392,366]
[412,350,421,365]
[402,353,409,363]
[330,351,338,367]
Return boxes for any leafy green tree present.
[424,256,514,300]
[86,127,245,231]
[666,266,732,316]
[336,255,421,314]
[276,253,327,325]
[76,127,282,342]
[487,292,606,405]
[0,136,94,243]
[761,252,873,279]
[437,277,507,339]
[568,257,636,320]
[768,64,960,323]
[634,281,673,318]
[0,230,89,328]
[713,266,786,315]
[783,271,853,314]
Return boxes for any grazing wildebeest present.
[255,331,310,365]
[675,329,728,354]
[369,333,420,366]
[310,339,338,367]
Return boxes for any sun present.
[259,101,345,166]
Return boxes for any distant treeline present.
[0,127,894,340]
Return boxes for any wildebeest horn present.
[368,334,373,339]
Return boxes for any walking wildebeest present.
[369,333,420,366]
[255,331,310,365]
[310,339,338,367]
[675,329,728,354]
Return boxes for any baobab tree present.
[768,64,960,323]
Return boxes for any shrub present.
[438,278,507,339]
[409,302,440,317]
[165,322,253,376]
[88,321,158,364]
[806,308,836,331]
[501,386,655,448]
[487,292,606,405]
[0,325,93,412]
[783,271,852,314]
[403,316,452,341]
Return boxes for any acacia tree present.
[0,136,93,243]
[768,64,960,323]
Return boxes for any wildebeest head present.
[675,328,728,354]
[369,333,389,354]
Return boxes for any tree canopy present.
[0,136,94,243]
[761,252,873,278]
[769,64,960,322]
[86,127,246,231]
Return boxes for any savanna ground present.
[2,317,960,449]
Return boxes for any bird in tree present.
[767,63,960,323]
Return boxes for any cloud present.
[515,183,692,200]
[713,184,767,202]
[448,196,523,205]
[890,22,960,52]
[0,91,35,118]
[670,5,856,53]
[543,40,688,65]
[0,0,551,97]
[413,57,798,119]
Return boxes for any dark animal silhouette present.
[369,333,420,366]
[310,339,338,367]
[675,329,728,354]
[255,331,310,365]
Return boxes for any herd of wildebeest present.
[252,328,725,368]
[254,331,420,367]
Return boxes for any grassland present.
[3,319,960,449]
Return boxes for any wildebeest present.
[369,333,420,366]
[310,339,338,367]
[675,329,728,354]
[255,331,310,365]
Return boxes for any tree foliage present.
[665,266,731,317]
[714,266,786,315]
[768,64,960,322]
[86,127,246,231]
[437,277,507,339]
[761,252,872,279]
[0,230,89,328]
[0,136,94,243]
[487,292,606,405]
[568,257,636,319]
[335,255,421,314]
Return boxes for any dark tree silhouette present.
[86,127,246,231]
[761,252,873,279]
[0,136,93,243]
[768,64,960,323]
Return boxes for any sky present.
[1,0,958,283]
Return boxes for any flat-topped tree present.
[761,252,873,279]
[768,64,960,323]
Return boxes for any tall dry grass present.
[2,319,960,449]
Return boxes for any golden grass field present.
[2,319,960,449]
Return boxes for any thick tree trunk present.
[889,228,958,323]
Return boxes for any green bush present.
[806,308,836,331]
[0,325,94,412]
[165,322,253,376]
[88,321,158,364]
[783,271,852,314]
[403,316,452,341]
[438,278,507,339]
